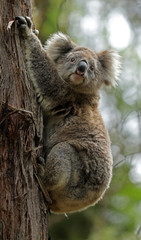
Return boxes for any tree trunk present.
[0,1,48,239]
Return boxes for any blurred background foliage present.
[33,0,141,239]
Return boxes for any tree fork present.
[0,1,49,239]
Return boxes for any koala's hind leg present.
[42,143,77,191]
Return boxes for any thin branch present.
[0,102,34,126]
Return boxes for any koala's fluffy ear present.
[45,32,77,61]
[98,50,121,87]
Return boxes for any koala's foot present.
[15,16,32,37]
[34,156,52,205]
[43,143,78,191]
[36,156,45,177]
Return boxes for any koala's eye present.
[90,65,94,71]
[71,57,75,63]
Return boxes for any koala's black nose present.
[76,60,87,76]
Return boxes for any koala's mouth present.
[69,73,86,86]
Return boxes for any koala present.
[15,16,121,213]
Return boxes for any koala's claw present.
[15,16,27,25]
[15,16,33,37]
[15,16,32,28]
[33,29,39,36]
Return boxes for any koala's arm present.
[15,17,67,111]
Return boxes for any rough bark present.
[0,1,48,239]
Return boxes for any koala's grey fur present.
[15,16,121,213]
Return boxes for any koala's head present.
[45,32,121,94]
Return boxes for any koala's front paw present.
[15,16,32,37]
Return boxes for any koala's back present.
[43,99,113,213]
